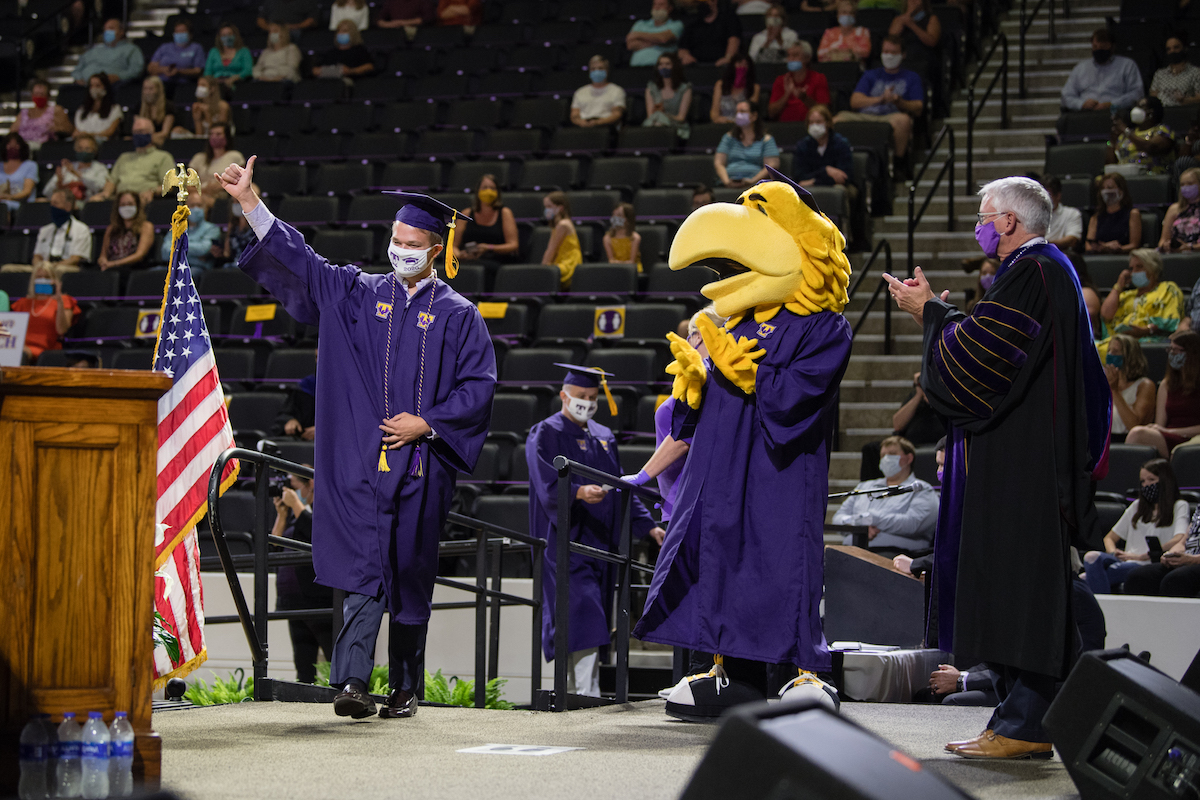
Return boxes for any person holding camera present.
[272,470,334,684]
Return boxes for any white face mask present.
[194,84,209,99]
[118,204,137,220]
[565,394,598,423]
[808,123,827,139]
[1130,106,1147,124]
[881,52,903,70]
[879,454,904,478]
[388,243,432,277]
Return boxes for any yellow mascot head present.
[668,168,852,320]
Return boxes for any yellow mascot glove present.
[696,314,766,395]
[665,331,707,409]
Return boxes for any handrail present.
[848,239,894,355]
[907,125,955,277]
[966,33,1009,195]
[1019,0,1056,99]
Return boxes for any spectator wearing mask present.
[793,104,852,187]
[204,24,253,87]
[691,183,715,209]
[1159,167,1200,251]
[257,0,318,31]
[888,0,941,57]
[644,53,692,140]
[833,435,939,557]
[376,0,434,34]
[436,0,481,28]
[9,79,72,152]
[1107,96,1175,175]
[749,4,798,64]
[818,0,872,64]
[860,371,943,480]
[1185,279,1200,332]
[313,20,376,80]
[714,99,780,187]
[43,133,108,201]
[97,192,155,272]
[159,190,223,271]
[1086,173,1142,254]
[90,116,175,207]
[73,73,123,144]
[1084,459,1189,593]
[603,202,642,271]
[1061,28,1144,112]
[187,76,232,138]
[1127,330,1200,457]
[1100,248,1183,351]
[1043,177,1083,252]
[454,174,520,277]
[11,265,79,363]
[189,123,244,202]
[1151,36,1200,107]
[1105,334,1157,440]
[1125,505,1200,597]
[148,20,206,84]
[966,258,998,313]
[330,0,370,31]
[835,36,923,158]
[628,0,685,68]
[767,42,830,122]
[139,76,176,148]
[711,50,759,124]
[273,370,317,439]
[541,191,582,287]
[0,133,38,216]
[72,18,144,85]
[677,0,742,66]
[1,190,91,278]
[252,24,303,82]
[570,56,626,128]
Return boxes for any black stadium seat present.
[588,157,651,196]
[375,101,439,133]
[587,348,660,384]
[481,303,531,339]
[519,159,580,190]
[254,163,308,198]
[344,133,410,162]
[447,161,514,191]
[477,129,544,158]
[569,264,638,299]
[311,162,375,196]
[633,188,693,222]
[309,103,373,135]
[500,347,576,383]
[493,264,562,298]
[1173,445,1200,488]
[379,161,445,190]
[278,134,345,162]
[311,229,376,266]
[412,130,477,160]
[80,306,140,340]
[508,98,568,131]
[61,270,120,300]
[214,348,256,385]
[442,98,504,131]
[547,126,611,156]
[263,348,317,390]
[657,154,718,188]
[346,194,405,225]
[254,105,310,136]
[490,394,542,437]
[227,392,287,437]
[1098,443,1161,499]
[1044,143,1107,180]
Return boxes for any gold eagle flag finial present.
[162,163,201,205]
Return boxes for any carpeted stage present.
[155,700,1080,800]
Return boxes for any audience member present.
[919,664,999,707]
[26,191,91,277]
[860,370,944,480]
[1100,248,1184,351]
[767,42,829,122]
[43,133,108,200]
[644,53,692,140]
[0,133,37,217]
[541,191,582,286]
[1174,110,1200,179]
[628,0,685,67]
[1084,459,1189,593]
[1086,173,1142,254]
[1061,27,1144,112]
[1107,96,1175,175]
[91,117,174,206]
[10,79,71,152]
[1105,334,1158,440]
[252,24,302,82]
[793,104,853,197]
[72,18,144,85]
[834,36,923,158]
[888,0,941,55]
[691,183,715,209]
[801,0,840,11]
[749,3,798,64]
[376,0,434,33]
[603,202,643,271]
[734,0,772,12]
[1160,167,1200,251]
[257,0,318,31]
[677,0,742,66]
[330,0,370,30]
[1124,505,1200,597]
[205,24,253,87]
[833,435,939,556]
[966,258,998,312]
[220,197,256,264]
[711,50,759,123]
[159,190,222,271]
[73,73,123,143]
[571,56,626,128]
[148,19,206,84]
[455,174,520,273]
[1043,177,1083,251]
[11,265,79,363]
[436,0,481,28]
[818,0,871,64]
[1151,35,1200,106]
[189,123,244,201]
[312,20,376,80]
[714,99,780,187]
[856,0,902,10]
[139,76,176,148]
[97,192,154,271]
[1185,278,1200,331]
[274,378,316,435]
[188,76,232,138]
[1127,330,1200,457]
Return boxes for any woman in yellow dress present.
[1098,247,1185,359]
[540,191,581,286]
[602,201,643,272]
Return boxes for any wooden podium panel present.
[0,367,171,793]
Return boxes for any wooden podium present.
[0,366,171,793]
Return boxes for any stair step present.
[851,334,925,355]
[843,355,923,380]
[837,379,917,402]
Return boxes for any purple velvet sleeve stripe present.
[932,331,994,418]
[940,325,1012,395]
[958,314,1028,368]
[974,300,1042,340]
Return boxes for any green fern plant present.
[183,669,254,706]
[312,663,513,709]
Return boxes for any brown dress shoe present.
[378,688,418,719]
[954,731,1053,760]
[944,729,991,753]
[333,683,377,719]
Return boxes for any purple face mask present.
[936,467,944,482]
[980,273,996,291]
[974,221,1000,258]
[1184,183,1200,202]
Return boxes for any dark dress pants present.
[330,590,428,697]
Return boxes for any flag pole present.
[152,164,200,365]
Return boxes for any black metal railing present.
[907,125,955,276]
[966,32,1009,195]
[204,447,547,709]
[1019,0,1056,99]
[550,457,659,712]
[848,239,895,354]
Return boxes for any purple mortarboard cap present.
[757,165,822,215]
[555,363,615,388]
[382,191,472,232]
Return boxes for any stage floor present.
[155,700,1079,800]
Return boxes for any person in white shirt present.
[42,133,109,200]
[748,3,798,63]
[833,435,940,556]
[571,56,627,128]
[1044,177,1083,252]
[0,189,93,277]
[1083,458,1191,593]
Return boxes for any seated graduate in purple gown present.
[526,364,665,697]
[216,157,497,720]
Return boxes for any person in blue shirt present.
[148,19,207,84]
[627,0,685,67]
[0,133,38,216]
[1061,27,1144,112]
[160,191,223,271]
[834,34,923,158]
[72,19,145,85]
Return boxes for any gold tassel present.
[378,444,390,472]
[444,211,459,279]
[600,374,617,417]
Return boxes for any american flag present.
[151,217,239,687]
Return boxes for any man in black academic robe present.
[886,176,1111,759]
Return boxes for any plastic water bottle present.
[108,712,134,797]
[55,712,83,798]
[18,715,50,799]
[79,713,109,800]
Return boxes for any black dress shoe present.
[378,688,418,719]
[333,682,376,719]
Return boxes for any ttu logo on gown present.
[577,439,588,451]
[375,302,392,320]
[417,311,436,330]
[756,322,776,338]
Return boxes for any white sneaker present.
[777,670,840,712]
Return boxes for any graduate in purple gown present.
[526,364,664,697]
[216,158,496,720]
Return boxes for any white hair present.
[978,177,1052,237]
[791,40,813,60]
[688,304,727,337]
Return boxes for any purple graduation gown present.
[526,412,656,661]
[634,309,853,671]
[238,220,496,623]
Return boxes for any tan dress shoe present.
[944,729,991,753]
[954,731,1054,760]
